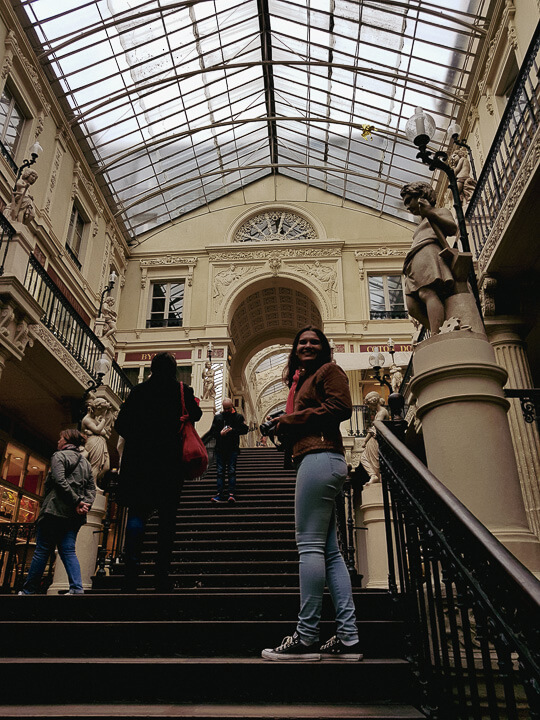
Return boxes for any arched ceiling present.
[16,0,490,243]
[230,285,321,350]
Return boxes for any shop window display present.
[0,443,48,525]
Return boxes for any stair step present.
[0,591,396,621]
[0,702,425,718]
[0,658,416,704]
[0,620,404,658]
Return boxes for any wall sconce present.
[82,353,111,403]
[14,141,43,188]
[98,270,117,317]
[368,345,391,392]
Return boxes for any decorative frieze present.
[297,261,338,309]
[354,248,407,258]
[32,323,92,386]
[209,247,341,261]
[213,264,259,313]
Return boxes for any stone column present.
[410,331,540,575]
[47,492,107,594]
[358,483,389,588]
[486,318,540,538]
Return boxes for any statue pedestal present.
[410,331,540,574]
[197,399,215,437]
[358,483,388,588]
[47,491,107,594]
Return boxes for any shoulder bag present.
[179,382,209,480]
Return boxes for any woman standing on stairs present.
[261,326,362,661]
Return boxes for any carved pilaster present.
[486,318,540,538]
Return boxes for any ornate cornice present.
[209,247,341,261]
[140,256,198,267]
[32,324,92,385]
[354,248,407,259]
[2,31,51,116]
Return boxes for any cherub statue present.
[81,397,116,485]
[400,181,457,335]
[100,296,117,339]
[201,360,216,400]
[6,168,38,224]
[449,147,476,204]
[359,391,389,485]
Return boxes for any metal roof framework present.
[15,0,489,243]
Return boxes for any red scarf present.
[286,369,302,414]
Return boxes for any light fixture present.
[405,107,436,147]
[98,270,118,317]
[14,142,43,188]
[447,121,477,181]
[82,353,111,404]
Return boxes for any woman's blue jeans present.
[295,451,358,645]
[22,517,83,594]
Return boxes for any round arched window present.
[234,211,317,242]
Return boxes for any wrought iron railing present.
[0,522,54,593]
[335,477,358,578]
[370,309,409,320]
[94,472,128,580]
[24,254,105,380]
[348,404,370,437]
[0,212,16,276]
[376,420,540,718]
[108,360,133,402]
[466,26,540,259]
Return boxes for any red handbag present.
[179,382,208,480]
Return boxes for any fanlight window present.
[234,211,317,243]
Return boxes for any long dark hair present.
[60,428,87,447]
[283,325,332,387]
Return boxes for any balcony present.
[466,29,540,275]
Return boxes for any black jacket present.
[115,377,202,506]
[210,409,249,456]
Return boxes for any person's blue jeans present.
[216,450,238,498]
[22,517,83,594]
[294,451,358,645]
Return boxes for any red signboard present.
[124,350,192,362]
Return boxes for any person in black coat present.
[115,352,202,591]
[209,398,248,503]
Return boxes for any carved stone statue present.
[400,181,484,337]
[201,360,216,400]
[5,169,38,224]
[400,181,457,335]
[359,391,389,485]
[81,397,116,486]
[100,296,117,339]
[449,147,476,204]
[389,364,404,394]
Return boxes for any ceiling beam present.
[257,0,278,170]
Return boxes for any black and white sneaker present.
[319,635,363,661]
[261,632,320,661]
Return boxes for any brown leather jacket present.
[277,362,352,461]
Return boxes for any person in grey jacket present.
[20,428,96,595]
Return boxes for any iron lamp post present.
[98,271,118,317]
[14,142,43,189]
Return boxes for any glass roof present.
[16,0,489,243]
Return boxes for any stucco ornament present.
[299,261,338,308]
[234,211,317,243]
[5,169,38,224]
[359,392,389,485]
[213,264,256,312]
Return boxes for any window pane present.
[0,87,24,155]
[368,276,386,311]
[167,282,184,321]
[387,276,405,311]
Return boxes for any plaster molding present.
[296,260,338,309]
[209,247,341,262]
[2,31,51,117]
[212,263,260,313]
[140,256,198,267]
[354,248,407,259]
[32,323,92,386]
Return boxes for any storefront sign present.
[124,350,192,362]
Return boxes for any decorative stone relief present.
[479,276,498,316]
[297,261,338,309]
[140,255,198,268]
[32,324,92,385]
[213,264,258,312]
[209,247,341,262]
[354,248,407,258]
[234,211,317,242]
[268,250,282,276]
[2,32,51,117]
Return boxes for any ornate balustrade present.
[466,27,540,264]
[24,254,105,380]
[377,420,540,718]
[0,212,16,276]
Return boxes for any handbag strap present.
[179,381,188,419]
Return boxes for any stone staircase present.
[0,447,424,718]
